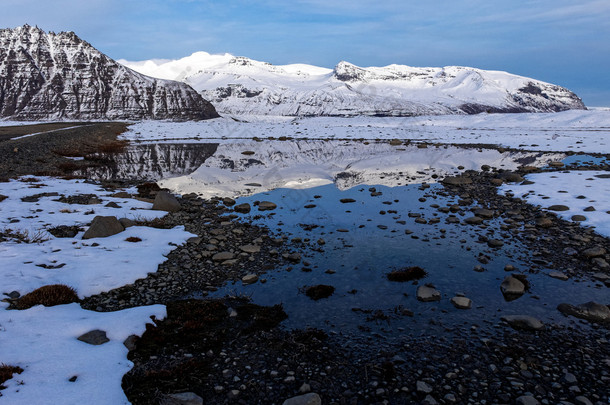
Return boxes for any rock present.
[422,395,439,405]
[464,216,484,225]
[118,218,135,228]
[153,191,181,212]
[282,393,322,405]
[500,172,524,183]
[548,271,568,280]
[487,239,504,248]
[516,395,540,405]
[474,208,494,218]
[111,191,131,198]
[442,176,472,186]
[416,380,433,393]
[563,372,577,384]
[581,246,606,258]
[212,252,235,262]
[548,204,570,211]
[450,296,472,309]
[123,335,138,351]
[242,274,259,285]
[77,329,110,345]
[258,201,277,211]
[592,257,610,269]
[389,139,402,146]
[163,392,204,405]
[571,215,587,222]
[82,216,124,239]
[222,197,236,206]
[417,285,441,302]
[234,203,251,213]
[574,396,593,405]
[536,217,553,228]
[240,244,261,253]
[340,198,356,203]
[502,315,544,331]
[298,383,311,393]
[500,276,525,300]
[557,301,610,323]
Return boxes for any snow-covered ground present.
[122,109,610,154]
[500,171,610,237]
[0,177,194,404]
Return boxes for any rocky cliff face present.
[0,25,219,121]
[121,52,586,117]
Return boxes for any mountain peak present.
[0,26,219,121]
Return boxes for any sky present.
[2,0,609,106]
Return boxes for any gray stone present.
[591,257,610,269]
[557,301,610,323]
[123,335,138,351]
[282,393,322,405]
[212,251,235,262]
[442,176,472,185]
[500,276,525,300]
[574,396,593,405]
[582,246,606,258]
[516,395,540,405]
[258,201,277,211]
[234,203,251,213]
[77,329,110,345]
[240,244,261,253]
[163,392,204,405]
[548,204,570,211]
[549,271,569,281]
[118,218,135,228]
[152,191,181,212]
[450,296,472,309]
[242,274,259,285]
[82,216,124,239]
[464,216,484,225]
[417,285,441,302]
[416,380,433,393]
[502,315,544,331]
[422,395,439,405]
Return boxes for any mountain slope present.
[0,25,219,121]
[120,52,586,117]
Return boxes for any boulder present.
[502,315,544,331]
[152,190,181,212]
[557,301,610,323]
[581,246,606,258]
[258,201,277,211]
[82,216,124,239]
[500,276,525,301]
[212,252,235,262]
[234,203,251,213]
[163,392,204,405]
[242,274,259,285]
[77,329,110,345]
[282,393,322,405]
[442,176,472,186]
[450,296,472,309]
[417,285,441,302]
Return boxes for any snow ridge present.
[121,51,586,117]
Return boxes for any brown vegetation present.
[15,284,80,310]
[0,364,24,389]
[387,266,427,282]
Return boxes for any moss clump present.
[387,266,427,282]
[15,284,79,310]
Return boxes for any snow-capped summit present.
[121,51,586,117]
[0,25,219,121]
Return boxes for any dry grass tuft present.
[0,364,24,389]
[15,284,80,310]
[0,228,48,244]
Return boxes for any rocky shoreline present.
[1,123,608,404]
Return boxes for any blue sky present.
[3,0,610,106]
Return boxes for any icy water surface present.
[208,183,607,340]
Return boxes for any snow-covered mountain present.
[0,25,219,121]
[120,51,586,117]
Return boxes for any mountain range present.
[0,25,218,121]
[120,51,586,117]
